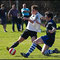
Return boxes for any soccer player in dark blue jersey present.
[21,12,60,58]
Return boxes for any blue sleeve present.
[27,8,29,11]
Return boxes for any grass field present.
[0,23,60,59]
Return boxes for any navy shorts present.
[21,29,37,39]
[41,35,55,47]
[1,17,7,25]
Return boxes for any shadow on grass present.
[15,55,22,58]
[15,54,60,59]
[48,54,60,58]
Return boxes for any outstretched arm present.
[36,21,45,27]
[23,17,35,23]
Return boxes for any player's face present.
[23,4,26,8]
[45,15,49,21]
[1,6,5,10]
[12,5,16,9]
[45,16,51,21]
[31,9,37,14]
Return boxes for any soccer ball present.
[9,48,16,55]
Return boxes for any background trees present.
[0,0,60,22]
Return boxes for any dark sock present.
[36,44,42,51]
[10,41,19,48]
[53,50,56,53]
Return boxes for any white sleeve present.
[40,13,43,18]
[35,14,41,23]
[21,9,24,12]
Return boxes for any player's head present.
[23,3,26,8]
[31,5,38,14]
[12,4,16,9]
[1,4,5,9]
[45,11,53,21]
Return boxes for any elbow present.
[32,21,34,23]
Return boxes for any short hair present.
[45,11,49,15]
[45,11,53,19]
[1,4,4,7]
[23,3,26,6]
[12,4,15,6]
[31,5,38,11]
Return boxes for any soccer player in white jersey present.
[7,5,43,52]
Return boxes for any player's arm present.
[48,27,56,33]
[8,10,12,18]
[23,10,27,13]
[23,9,30,13]
[23,17,35,23]
[8,10,12,21]
[35,14,46,27]
[23,10,29,13]
[39,23,45,27]
[40,17,46,20]
[36,20,45,27]
[23,10,30,13]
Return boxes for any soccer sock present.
[36,44,42,51]
[10,41,19,48]
[26,43,37,56]
[44,49,56,55]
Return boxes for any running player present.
[7,5,43,52]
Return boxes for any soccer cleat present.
[20,53,28,58]
[54,48,60,53]
[4,30,7,32]
[6,47,10,51]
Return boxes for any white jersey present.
[26,12,43,32]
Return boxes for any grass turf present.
[0,23,60,59]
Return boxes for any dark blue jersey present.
[0,8,6,18]
[45,19,56,38]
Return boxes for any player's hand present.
[48,30,53,33]
[23,17,28,21]
[8,17,11,21]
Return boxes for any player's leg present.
[16,18,20,31]
[31,31,42,51]
[42,44,60,56]
[10,37,25,48]
[3,24,7,32]
[7,37,25,50]
[7,29,29,50]
[12,17,16,32]
[21,37,44,58]
[21,20,24,30]
[12,21,15,32]
[25,20,28,27]
[41,44,49,55]
[1,18,7,32]
[31,36,42,51]
[16,22,20,31]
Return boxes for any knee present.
[18,37,24,43]
[41,50,49,55]
[32,40,35,43]
[33,40,37,44]
[41,51,44,55]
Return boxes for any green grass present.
[0,23,60,59]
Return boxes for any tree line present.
[0,0,60,22]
